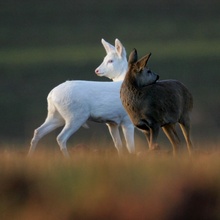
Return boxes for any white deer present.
[29,39,135,157]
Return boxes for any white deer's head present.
[95,39,128,82]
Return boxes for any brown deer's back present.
[120,79,193,127]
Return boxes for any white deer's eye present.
[108,60,113,64]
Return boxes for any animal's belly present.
[88,116,117,124]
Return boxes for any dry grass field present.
[0,144,220,220]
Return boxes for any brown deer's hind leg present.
[162,124,180,156]
[179,116,193,156]
[179,123,193,156]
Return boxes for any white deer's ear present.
[115,38,126,58]
[101,39,115,54]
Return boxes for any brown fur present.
[120,49,193,156]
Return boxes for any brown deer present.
[120,49,193,156]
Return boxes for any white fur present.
[95,39,127,81]
[29,39,135,157]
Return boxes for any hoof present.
[150,143,160,151]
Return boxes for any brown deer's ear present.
[128,49,138,65]
[137,53,152,70]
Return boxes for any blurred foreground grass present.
[0,145,220,220]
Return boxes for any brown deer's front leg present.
[149,124,160,150]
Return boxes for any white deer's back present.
[48,80,126,124]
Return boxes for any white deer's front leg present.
[106,123,123,155]
[121,122,135,154]
[28,116,64,156]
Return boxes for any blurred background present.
[0,0,220,151]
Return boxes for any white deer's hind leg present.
[121,122,135,154]
[56,118,87,157]
[106,123,123,155]
[29,116,64,156]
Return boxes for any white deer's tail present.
[47,93,64,121]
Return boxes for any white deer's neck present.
[111,62,128,82]
[112,72,127,82]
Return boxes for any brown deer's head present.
[127,49,159,87]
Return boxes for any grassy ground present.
[0,144,220,220]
